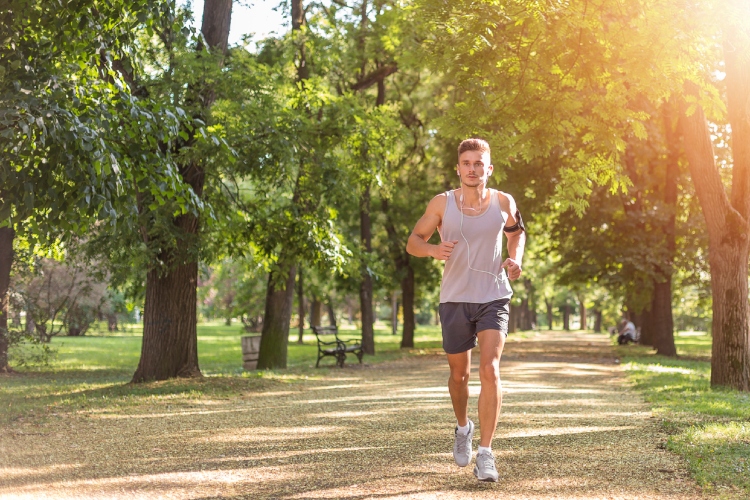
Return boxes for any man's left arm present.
[500,192,526,281]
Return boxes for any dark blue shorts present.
[438,299,510,354]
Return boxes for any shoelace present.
[455,430,470,454]
[477,452,496,470]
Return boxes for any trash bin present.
[241,335,261,370]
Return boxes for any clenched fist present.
[502,258,522,280]
[432,240,459,261]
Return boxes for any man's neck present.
[460,184,489,204]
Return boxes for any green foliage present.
[412,0,724,213]
[0,1,191,239]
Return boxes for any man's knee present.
[479,362,500,384]
[449,368,470,386]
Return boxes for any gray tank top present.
[439,189,513,303]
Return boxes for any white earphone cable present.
[459,187,507,286]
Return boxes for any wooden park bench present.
[312,325,364,368]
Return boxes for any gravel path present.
[1,330,706,499]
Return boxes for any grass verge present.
[1,321,444,425]
[615,331,750,499]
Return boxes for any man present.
[618,318,637,345]
[406,138,526,482]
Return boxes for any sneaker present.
[474,449,498,482]
[453,420,474,467]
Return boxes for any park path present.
[1,331,705,499]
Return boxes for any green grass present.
[615,331,750,498]
[1,321,444,425]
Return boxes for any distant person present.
[406,138,526,482]
[618,319,637,345]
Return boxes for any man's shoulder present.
[425,191,450,215]
[495,190,518,213]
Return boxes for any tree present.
[0,0,184,372]
[128,0,233,382]
[678,3,750,389]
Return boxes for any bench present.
[312,325,364,368]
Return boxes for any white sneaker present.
[474,449,498,482]
[453,420,474,467]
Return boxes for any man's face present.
[457,150,493,187]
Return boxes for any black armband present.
[503,210,526,233]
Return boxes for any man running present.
[406,138,526,482]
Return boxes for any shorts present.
[438,299,510,354]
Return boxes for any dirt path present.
[1,331,705,499]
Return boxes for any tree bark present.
[391,292,398,335]
[594,309,602,333]
[0,226,14,373]
[545,299,554,329]
[310,297,322,327]
[651,280,676,355]
[134,261,202,381]
[291,0,309,81]
[563,304,571,330]
[508,303,518,333]
[647,102,681,356]
[107,313,118,332]
[326,299,337,327]
[680,74,750,390]
[297,267,305,343]
[578,294,586,330]
[257,263,297,370]
[359,183,375,355]
[401,264,415,348]
[132,0,232,382]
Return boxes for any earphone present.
[456,174,507,286]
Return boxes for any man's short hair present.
[458,138,491,158]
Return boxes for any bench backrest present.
[312,325,338,336]
[312,326,339,347]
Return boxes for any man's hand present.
[502,258,522,280]
[432,240,459,261]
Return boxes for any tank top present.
[439,189,513,303]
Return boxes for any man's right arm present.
[406,194,458,261]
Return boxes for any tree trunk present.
[297,267,305,343]
[563,305,570,331]
[359,183,375,355]
[107,313,118,332]
[25,307,34,334]
[326,299,337,327]
[508,303,518,333]
[132,0,232,383]
[291,0,309,81]
[391,291,398,335]
[545,299,553,330]
[594,309,602,333]
[0,226,13,373]
[647,102,680,356]
[680,72,750,389]
[401,264,415,348]
[257,263,297,370]
[578,295,586,330]
[651,280,677,355]
[310,297,322,327]
[133,262,202,381]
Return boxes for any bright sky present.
[185,0,288,47]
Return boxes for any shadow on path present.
[0,331,704,499]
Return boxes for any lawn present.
[1,321,444,425]
[615,331,750,498]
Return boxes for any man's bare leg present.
[446,350,472,426]
[476,329,506,447]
